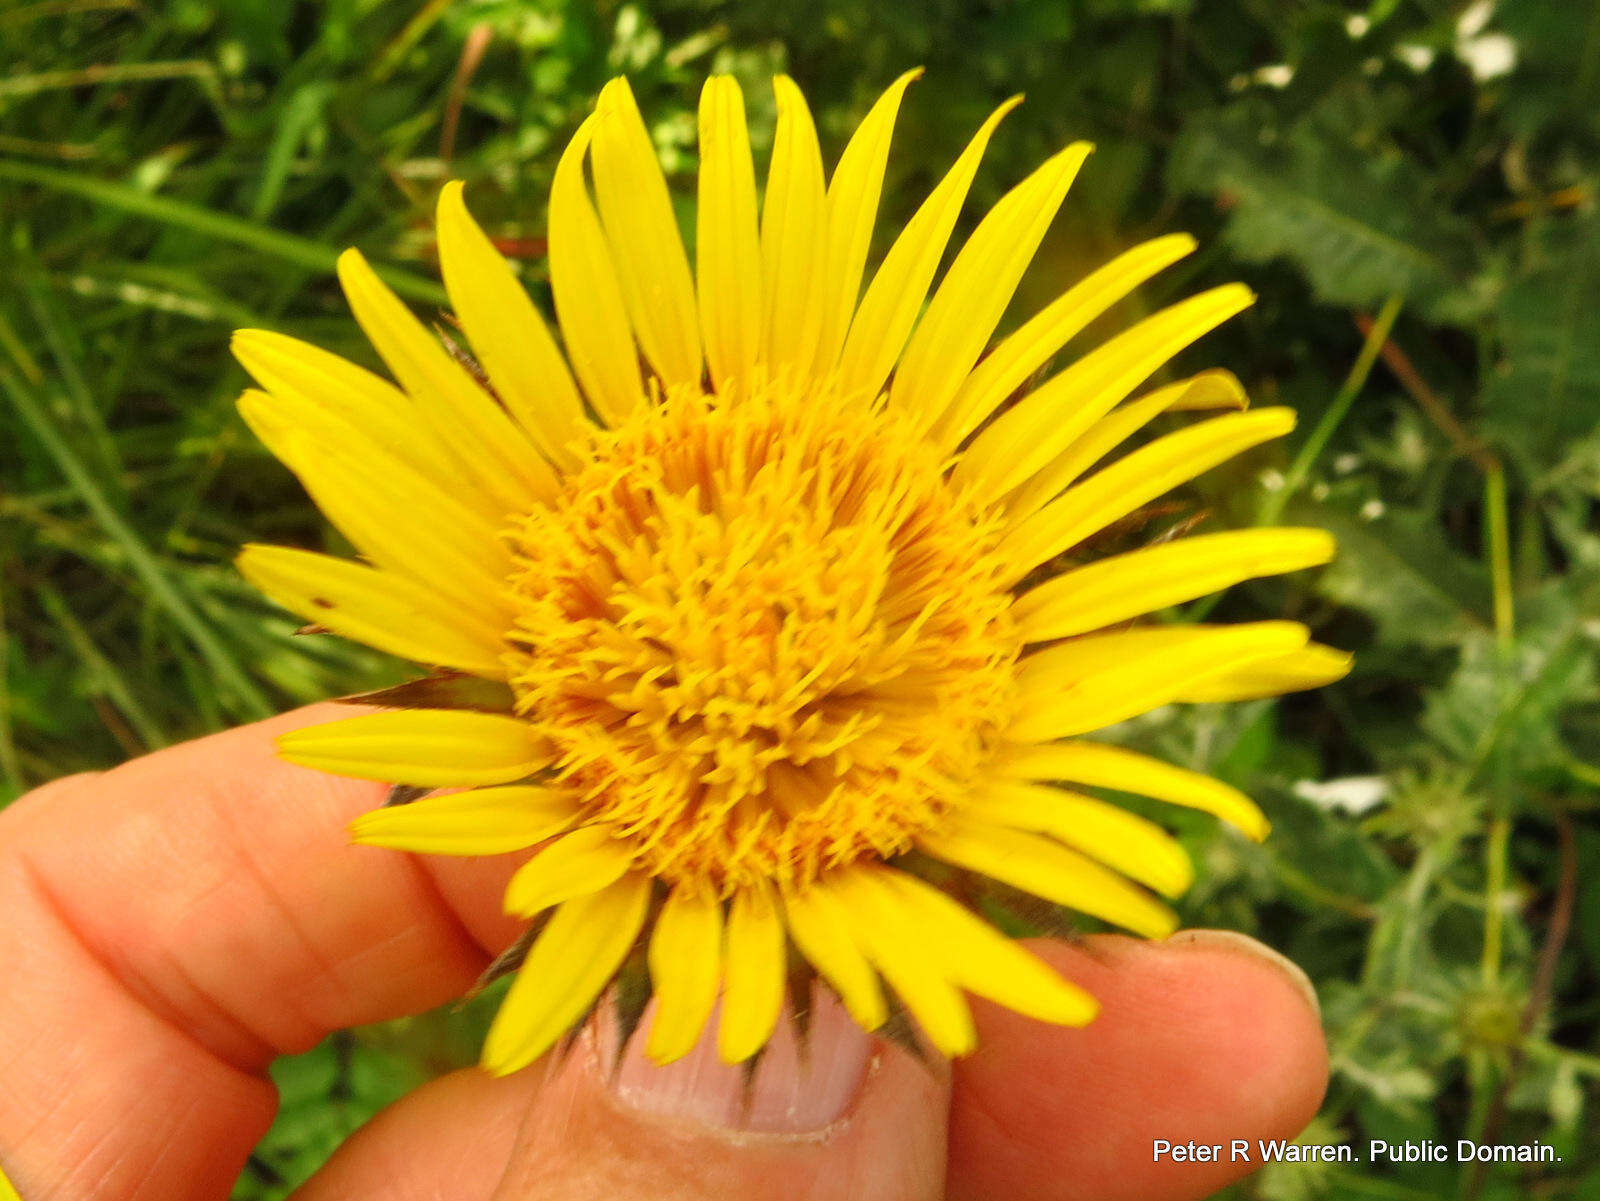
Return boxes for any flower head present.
[235,72,1348,1075]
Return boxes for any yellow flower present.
[235,72,1348,1075]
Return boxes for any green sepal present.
[465,912,549,1002]
[605,953,654,1079]
[786,953,818,1050]
[338,672,517,714]
[736,1017,774,1105]
[382,783,432,807]
[876,989,933,1066]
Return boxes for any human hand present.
[0,706,1326,1200]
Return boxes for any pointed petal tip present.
[333,247,373,298]
[1320,648,1356,681]
[991,94,1024,123]
[643,1040,684,1068]
[478,1039,528,1078]
[848,990,891,1031]
[274,726,319,756]
[1160,861,1197,899]
[1069,995,1101,1025]
[1212,280,1257,309]
[1252,404,1299,433]
[714,1038,753,1067]
[437,178,468,219]
[597,75,638,113]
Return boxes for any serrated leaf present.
[1312,508,1491,648]
[1422,582,1598,777]
[1169,99,1491,322]
[1481,213,1600,464]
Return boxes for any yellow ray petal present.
[780,881,888,1031]
[810,69,921,377]
[917,820,1177,939]
[998,407,1297,582]
[697,76,762,395]
[236,543,507,677]
[1179,643,1353,702]
[1015,528,1336,642]
[336,249,557,513]
[889,141,1091,422]
[482,873,651,1075]
[436,181,589,470]
[503,824,635,916]
[1004,370,1247,515]
[235,380,396,480]
[1160,368,1249,411]
[349,785,578,855]
[233,365,508,531]
[233,377,508,546]
[959,284,1255,506]
[969,781,1193,897]
[931,231,1198,449]
[548,116,644,425]
[718,883,785,1064]
[1009,621,1311,741]
[833,869,976,1056]
[646,887,724,1065]
[239,398,515,623]
[877,869,1098,1025]
[1016,622,1301,679]
[760,76,827,376]
[277,709,549,787]
[590,77,702,388]
[233,327,406,417]
[998,740,1270,841]
[834,96,1021,403]
[232,330,479,494]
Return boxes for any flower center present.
[503,380,1020,894]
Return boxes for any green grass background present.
[2,1,1597,1197]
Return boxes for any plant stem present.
[1258,294,1404,527]
[1479,814,1509,988]
[1484,463,1515,660]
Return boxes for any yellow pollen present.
[503,379,1020,895]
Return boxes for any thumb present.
[492,992,949,1201]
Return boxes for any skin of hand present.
[0,705,1328,1201]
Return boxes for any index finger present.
[0,704,524,1201]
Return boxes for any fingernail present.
[605,989,874,1135]
[1169,928,1321,1019]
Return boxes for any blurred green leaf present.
[1169,98,1494,322]
[1481,213,1600,464]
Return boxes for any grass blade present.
[0,159,447,306]
[1,367,273,720]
